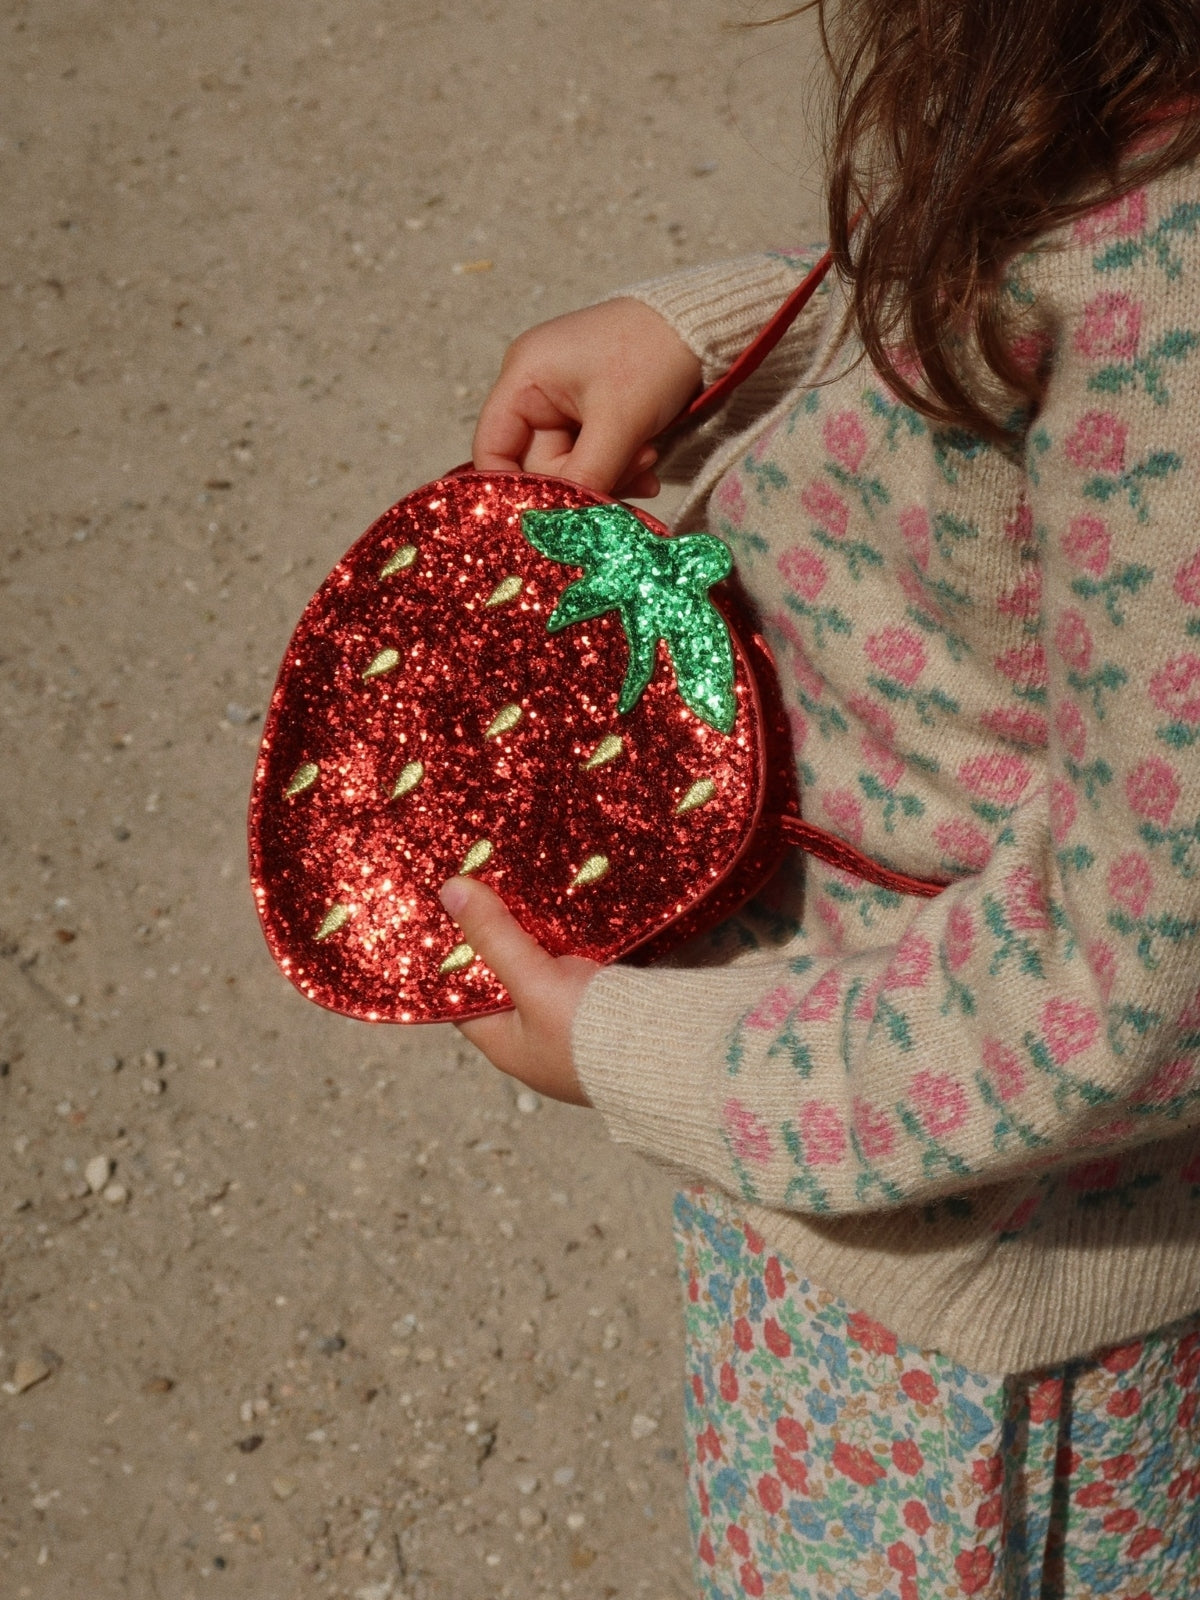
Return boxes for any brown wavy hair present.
[752,1,1200,446]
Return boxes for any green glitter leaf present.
[520,505,736,733]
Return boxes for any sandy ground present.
[0,2,824,1595]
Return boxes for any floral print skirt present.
[674,1186,1200,1600]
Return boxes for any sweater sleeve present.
[611,249,840,485]
[573,234,1200,1216]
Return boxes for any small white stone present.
[102,1182,128,1206]
[140,1077,164,1096]
[354,1583,393,1600]
[518,1505,544,1530]
[566,1511,586,1531]
[515,1090,540,1114]
[630,1413,659,1440]
[552,1467,576,1487]
[272,1477,297,1500]
[84,1156,113,1194]
[514,1470,539,1496]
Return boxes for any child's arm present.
[472,297,703,498]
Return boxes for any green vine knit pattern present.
[572,160,1200,1372]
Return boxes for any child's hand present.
[473,297,703,499]
[439,876,599,1107]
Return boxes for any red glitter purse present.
[249,249,945,1023]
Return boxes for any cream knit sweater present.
[574,158,1200,1373]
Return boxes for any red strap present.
[779,815,948,899]
[667,243,840,430]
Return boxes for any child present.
[438,2,1200,1594]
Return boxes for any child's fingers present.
[439,876,557,1001]
[559,404,652,496]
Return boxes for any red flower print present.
[1175,549,1200,607]
[1049,777,1077,843]
[1054,609,1093,673]
[909,1069,969,1136]
[820,787,865,844]
[1064,411,1128,473]
[973,1455,1004,1492]
[698,1478,711,1519]
[702,1424,723,1461]
[847,1310,899,1354]
[980,706,1048,747]
[719,1362,739,1403]
[1150,654,1200,724]
[723,1099,775,1166]
[798,1100,848,1166]
[887,1540,918,1575]
[1072,188,1147,243]
[954,1546,996,1595]
[1004,865,1050,931]
[756,1474,783,1515]
[763,1317,792,1358]
[899,506,931,569]
[1100,1451,1137,1480]
[772,1447,810,1493]
[1107,1386,1142,1418]
[743,1223,766,1254]
[933,818,993,870]
[733,1317,754,1352]
[1067,1156,1121,1192]
[799,969,841,1022]
[714,474,747,526]
[691,1373,705,1404]
[957,753,1033,806]
[994,1195,1040,1234]
[1005,496,1034,544]
[1055,699,1087,762]
[1061,514,1111,575]
[1074,291,1142,360]
[892,1438,924,1474]
[1108,851,1153,918]
[945,903,975,971]
[1076,1480,1115,1508]
[1127,1527,1163,1560]
[900,1579,919,1600]
[848,692,897,742]
[698,1533,716,1566]
[997,565,1042,619]
[1181,1392,1200,1428]
[853,974,885,1022]
[975,1494,1003,1530]
[884,934,934,990]
[1132,1057,1192,1105]
[1125,757,1181,824]
[1086,939,1117,1002]
[764,1257,786,1301]
[688,1274,700,1303]
[832,1441,888,1487]
[778,545,829,602]
[904,1499,932,1535]
[1040,997,1099,1064]
[727,1523,750,1557]
[776,1416,810,1453]
[743,985,796,1031]
[861,735,905,789]
[801,479,849,539]
[1029,1377,1063,1423]
[865,626,927,686]
[823,410,869,473]
[852,1097,896,1159]
[1103,1508,1139,1534]
[994,640,1048,690]
[739,1560,764,1597]
[901,1368,939,1406]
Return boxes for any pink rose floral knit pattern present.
[573,156,1200,1370]
[676,1187,1200,1600]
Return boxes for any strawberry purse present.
[248,247,944,1024]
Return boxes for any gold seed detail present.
[439,942,475,975]
[582,734,623,770]
[460,839,494,875]
[391,760,424,799]
[484,703,523,739]
[485,575,524,607]
[314,903,351,942]
[570,854,610,889]
[676,778,717,815]
[363,647,400,680]
[379,544,417,578]
[285,761,319,797]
